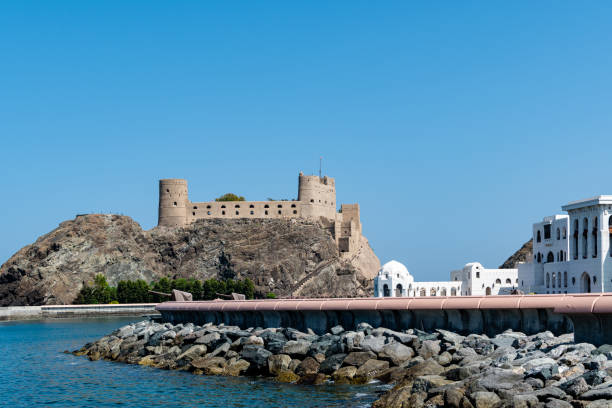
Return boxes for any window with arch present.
[537,230,541,242]
[574,220,579,260]
[264,204,269,208]
[546,273,550,288]
[572,277,576,286]
[592,217,598,258]
[277,204,282,208]
[207,205,211,209]
[547,252,554,263]
[537,253,542,263]
[552,272,556,288]
[430,288,436,296]
[556,228,560,240]
[235,204,240,208]
[558,272,561,288]
[582,218,589,259]
[173,202,177,206]
[278,210,282,215]
[291,204,296,208]
[264,210,268,215]
[192,212,195,216]
[221,205,226,209]
[249,204,254,208]
[505,278,511,284]
[420,288,426,297]
[207,211,211,215]
[293,210,297,214]
[235,211,239,215]
[564,271,568,288]
[563,227,567,239]
[383,284,390,297]
[495,278,501,284]
[451,287,457,296]
[310,199,314,203]
[222,211,226,215]
[440,288,447,296]
[250,211,254,215]
[193,206,198,210]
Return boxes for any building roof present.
[380,260,414,283]
[562,196,612,212]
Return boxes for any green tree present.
[215,193,245,202]
[265,292,277,299]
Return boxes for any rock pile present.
[74,320,612,407]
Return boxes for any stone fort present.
[158,172,362,256]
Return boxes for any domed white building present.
[374,260,518,297]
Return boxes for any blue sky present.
[1,2,611,280]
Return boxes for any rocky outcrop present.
[0,214,380,305]
[75,320,612,407]
[500,239,533,269]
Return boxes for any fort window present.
[537,253,541,263]
[544,224,551,239]
[236,211,239,215]
[207,211,211,215]
[310,199,314,203]
[476,271,480,278]
[207,205,211,209]
[221,205,226,208]
[222,211,226,215]
[192,212,195,216]
[451,287,457,296]
[278,210,282,215]
[250,211,254,215]
[249,204,254,208]
[291,204,296,208]
[235,205,240,208]
[430,288,436,296]
[536,230,541,242]
[264,210,268,215]
[293,210,297,214]
[193,206,198,209]
[173,202,177,206]
[552,272,556,288]
[264,204,269,208]
[277,204,282,208]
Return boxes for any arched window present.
[249,204,254,208]
[574,220,579,260]
[264,204,269,208]
[564,271,568,288]
[221,205,226,209]
[572,277,576,286]
[563,227,567,239]
[495,278,501,284]
[537,253,542,263]
[207,205,211,209]
[451,287,457,296]
[485,287,491,296]
[547,252,554,263]
[546,273,550,288]
[556,228,560,240]
[505,278,511,284]
[419,288,426,297]
[580,272,591,293]
[537,230,541,242]
[552,272,556,288]
[592,217,598,258]
[440,288,447,296]
[582,218,588,259]
[395,284,403,297]
[558,272,562,288]
[235,204,240,208]
[383,284,390,297]
[430,288,437,296]
[291,204,296,208]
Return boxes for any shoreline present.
[0,304,159,322]
[75,319,612,407]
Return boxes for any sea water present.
[0,317,386,407]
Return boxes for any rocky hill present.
[499,239,533,269]
[0,215,380,306]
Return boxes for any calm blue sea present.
[0,317,386,408]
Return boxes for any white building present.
[374,260,518,298]
[519,196,612,294]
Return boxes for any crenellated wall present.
[157,172,364,257]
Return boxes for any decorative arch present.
[430,287,437,296]
[580,272,591,293]
[495,278,501,284]
[547,252,554,263]
[451,287,457,296]
[440,288,447,296]
[419,288,426,297]
[383,284,390,297]
[395,284,403,297]
[505,278,511,284]
[485,287,491,296]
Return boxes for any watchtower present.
[158,179,188,227]
[297,172,337,219]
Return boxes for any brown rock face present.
[0,214,380,305]
[499,239,533,269]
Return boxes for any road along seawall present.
[0,304,159,321]
[156,294,612,346]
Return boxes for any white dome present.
[380,260,414,283]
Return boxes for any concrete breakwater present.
[156,294,612,346]
[75,319,612,407]
[0,304,158,321]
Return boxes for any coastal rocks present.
[73,320,612,407]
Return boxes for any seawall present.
[156,294,612,346]
[0,304,159,321]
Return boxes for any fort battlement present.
[157,172,362,256]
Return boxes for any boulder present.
[342,351,377,367]
[195,332,221,347]
[267,354,291,376]
[470,391,501,408]
[330,325,344,335]
[295,357,320,376]
[281,340,311,357]
[511,394,540,408]
[176,345,207,361]
[580,385,612,400]
[411,375,452,393]
[419,340,441,359]
[360,335,386,353]
[191,356,227,375]
[276,369,300,383]
[378,342,415,366]
[354,359,389,382]
[332,366,358,384]
[319,353,346,374]
[544,399,572,408]
[296,373,327,385]
[240,345,272,372]
[224,359,250,376]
